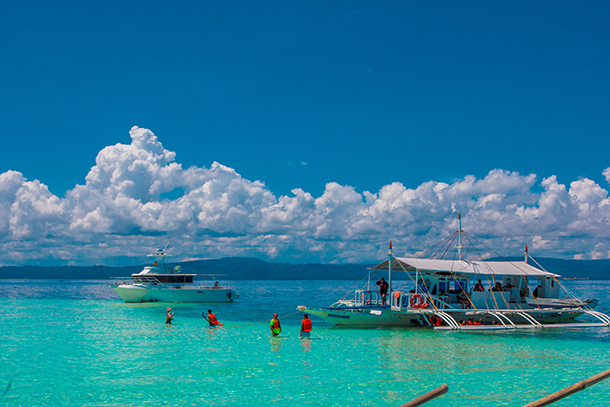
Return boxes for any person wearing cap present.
[166,307,174,324]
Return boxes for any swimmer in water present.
[205,309,220,326]
[166,307,174,324]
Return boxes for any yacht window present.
[154,275,193,284]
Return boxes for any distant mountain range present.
[0,257,609,280]
[0,257,375,280]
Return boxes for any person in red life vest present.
[270,313,281,336]
[300,314,313,338]
[205,309,220,327]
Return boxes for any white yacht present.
[109,243,238,303]
[298,215,609,330]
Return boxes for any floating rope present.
[220,311,302,330]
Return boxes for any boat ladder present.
[516,311,543,327]
[583,310,610,326]
[432,311,460,329]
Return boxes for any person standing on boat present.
[376,277,389,305]
[166,307,174,324]
[474,279,485,291]
[300,314,312,339]
[205,309,220,327]
[270,313,281,336]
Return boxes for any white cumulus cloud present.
[2,126,610,266]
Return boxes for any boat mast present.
[524,244,529,263]
[457,212,464,261]
[388,241,393,296]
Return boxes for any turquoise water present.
[1,280,610,406]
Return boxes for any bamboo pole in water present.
[398,384,449,407]
[522,368,610,407]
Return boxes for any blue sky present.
[1,2,610,266]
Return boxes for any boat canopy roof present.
[371,257,560,278]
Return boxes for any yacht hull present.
[111,284,237,303]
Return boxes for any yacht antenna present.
[457,213,464,261]
[149,239,172,264]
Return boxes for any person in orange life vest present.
[205,309,220,326]
[270,313,281,336]
[300,314,312,338]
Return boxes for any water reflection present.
[270,336,282,351]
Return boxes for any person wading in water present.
[204,309,221,326]
[300,314,312,339]
[270,313,281,336]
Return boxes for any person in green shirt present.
[270,313,281,336]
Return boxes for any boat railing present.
[110,276,167,286]
[391,292,443,311]
[354,290,384,306]
[432,297,452,310]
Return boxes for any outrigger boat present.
[298,215,610,330]
[109,242,238,303]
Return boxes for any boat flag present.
[389,240,392,250]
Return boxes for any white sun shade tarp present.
[371,257,559,277]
